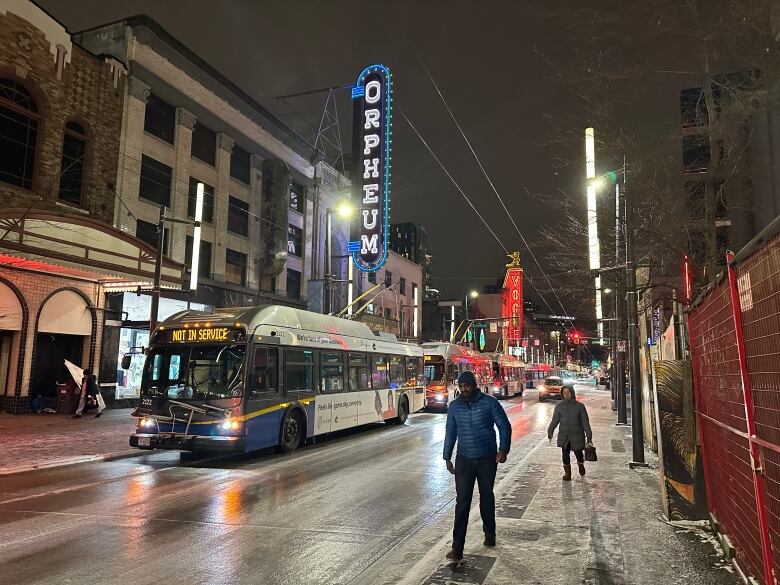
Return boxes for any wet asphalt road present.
[0,385,585,585]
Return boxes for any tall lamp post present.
[464,290,478,347]
[324,201,354,315]
[149,182,204,334]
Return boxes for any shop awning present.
[0,210,184,288]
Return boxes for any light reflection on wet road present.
[0,387,597,585]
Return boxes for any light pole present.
[149,182,204,334]
[324,201,353,315]
[464,290,478,347]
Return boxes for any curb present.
[0,449,144,477]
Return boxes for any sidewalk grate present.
[423,554,496,585]
[611,439,626,453]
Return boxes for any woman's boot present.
[562,465,572,481]
[578,462,586,476]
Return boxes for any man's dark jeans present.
[452,455,498,555]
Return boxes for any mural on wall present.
[652,360,708,520]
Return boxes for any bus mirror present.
[121,354,132,370]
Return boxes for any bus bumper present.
[130,433,245,453]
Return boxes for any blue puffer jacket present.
[443,390,511,460]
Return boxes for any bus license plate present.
[139,437,151,447]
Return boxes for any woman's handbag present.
[96,392,106,411]
[584,442,598,462]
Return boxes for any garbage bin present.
[56,384,76,414]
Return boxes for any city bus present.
[488,353,526,399]
[422,342,492,410]
[128,305,426,454]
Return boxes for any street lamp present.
[149,182,204,334]
[324,200,354,315]
[464,290,478,347]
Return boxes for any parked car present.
[538,376,566,402]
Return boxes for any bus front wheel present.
[279,411,303,453]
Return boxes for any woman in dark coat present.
[547,385,593,480]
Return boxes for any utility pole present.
[624,161,647,467]
[615,178,628,425]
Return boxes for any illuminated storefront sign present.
[350,64,392,273]
[502,266,523,345]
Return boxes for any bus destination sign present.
[168,327,235,343]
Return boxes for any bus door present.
[245,345,281,450]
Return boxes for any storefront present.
[0,211,183,414]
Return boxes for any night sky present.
[40,0,709,315]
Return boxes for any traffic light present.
[571,331,581,344]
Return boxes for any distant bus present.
[421,342,492,409]
[128,306,425,454]
[488,353,526,399]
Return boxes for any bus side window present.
[251,347,278,397]
[320,351,345,393]
[388,355,404,389]
[348,353,370,391]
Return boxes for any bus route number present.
[170,327,230,343]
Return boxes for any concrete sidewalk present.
[403,392,737,585]
[0,407,139,475]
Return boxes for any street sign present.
[618,340,627,352]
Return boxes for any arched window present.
[0,78,39,189]
[58,120,88,205]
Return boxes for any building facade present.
[0,1,162,413]
[73,16,351,401]
[353,250,422,340]
[390,222,431,293]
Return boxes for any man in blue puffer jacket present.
[443,370,512,562]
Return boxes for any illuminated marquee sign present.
[166,327,242,344]
[502,267,523,345]
[350,64,392,272]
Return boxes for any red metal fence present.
[688,223,780,585]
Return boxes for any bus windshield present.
[424,362,445,383]
[141,344,246,401]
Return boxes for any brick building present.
[0,2,188,413]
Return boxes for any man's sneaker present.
[95,412,102,418]
[484,534,496,547]
[446,550,463,562]
[72,414,82,418]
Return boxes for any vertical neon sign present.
[350,64,392,272]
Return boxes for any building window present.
[144,94,176,144]
[185,236,212,279]
[682,135,710,174]
[385,271,392,287]
[139,155,172,207]
[0,78,39,190]
[228,196,249,236]
[286,268,301,299]
[368,271,377,284]
[384,307,392,320]
[230,144,251,184]
[288,224,303,257]
[680,88,708,128]
[136,219,170,254]
[187,178,214,223]
[290,181,304,213]
[191,122,216,165]
[226,248,247,286]
[399,277,406,295]
[58,121,88,205]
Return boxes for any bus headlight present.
[138,417,155,429]
[221,419,241,431]
[435,393,444,401]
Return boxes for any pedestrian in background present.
[443,370,512,563]
[73,370,103,418]
[547,385,593,480]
